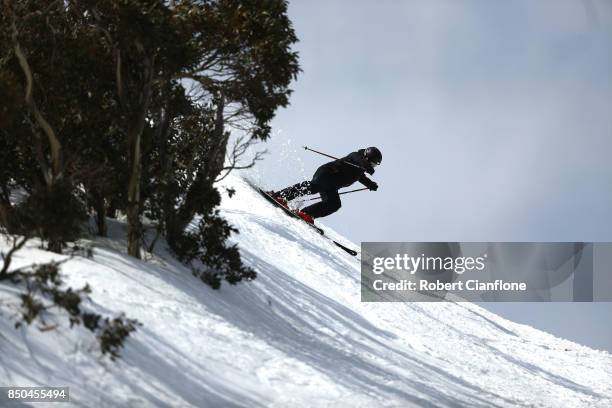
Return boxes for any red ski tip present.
[294,210,314,225]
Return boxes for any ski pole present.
[301,187,369,202]
[338,187,369,195]
[302,146,364,170]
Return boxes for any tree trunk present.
[126,202,141,258]
[126,122,143,258]
[92,191,107,237]
[0,203,10,228]
[46,183,63,253]
[206,96,229,177]
[48,239,62,254]
[106,200,117,218]
[0,188,11,228]
[155,106,177,245]
[124,54,154,259]
[9,7,64,252]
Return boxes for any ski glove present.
[367,181,378,191]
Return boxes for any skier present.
[272,147,381,220]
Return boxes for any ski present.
[257,188,324,234]
[248,181,358,256]
[329,240,359,256]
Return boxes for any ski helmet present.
[364,146,382,166]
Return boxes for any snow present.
[1,173,611,407]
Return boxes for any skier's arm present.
[358,174,378,191]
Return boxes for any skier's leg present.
[276,181,315,200]
[301,190,341,218]
[275,165,330,201]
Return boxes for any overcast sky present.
[244,0,612,351]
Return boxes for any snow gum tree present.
[0,0,299,286]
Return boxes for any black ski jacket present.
[312,149,376,191]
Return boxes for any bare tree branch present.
[0,235,29,278]
[215,136,266,182]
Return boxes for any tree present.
[0,0,300,287]
[0,0,91,252]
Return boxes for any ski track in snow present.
[0,173,610,407]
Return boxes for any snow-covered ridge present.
[1,173,611,407]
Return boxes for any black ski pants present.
[277,170,342,219]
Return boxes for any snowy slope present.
[1,173,611,408]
